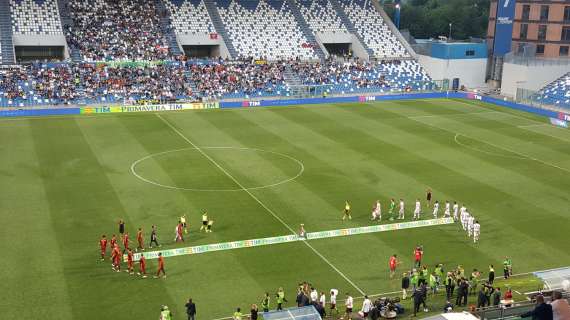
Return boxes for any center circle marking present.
[130,147,304,192]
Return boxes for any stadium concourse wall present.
[1,92,570,122]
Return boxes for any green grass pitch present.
[1,98,569,319]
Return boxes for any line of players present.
[98,212,215,279]
[343,193,481,243]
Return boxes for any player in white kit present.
[432,201,440,218]
[398,199,405,220]
[444,201,451,217]
[467,214,475,237]
[473,221,481,243]
[371,200,381,221]
[413,199,421,220]
[453,202,459,221]
[460,205,467,230]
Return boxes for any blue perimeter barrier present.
[2,92,569,121]
[0,107,80,117]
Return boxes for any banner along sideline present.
[124,218,454,261]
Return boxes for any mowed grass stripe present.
[0,121,73,319]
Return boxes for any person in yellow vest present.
[160,305,172,320]
[232,307,242,320]
[342,201,352,220]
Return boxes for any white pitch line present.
[407,111,500,119]
[156,113,366,296]
[407,116,570,174]
[517,125,570,144]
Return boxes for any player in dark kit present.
[118,219,125,239]
[426,189,432,208]
[149,225,160,248]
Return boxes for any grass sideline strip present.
[125,218,454,261]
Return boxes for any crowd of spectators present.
[291,59,389,90]
[0,58,432,106]
[64,0,171,61]
[0,64,80,105]
[0,59,289,105]
[189,60,286,99]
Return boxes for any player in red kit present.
[138,254,147,278]
[389,254,400,279]
[175,222,184,242]
[414,246,423,268]
[111,243,121,272]
[99,235,108,261]
[110,234,117,252]
[122,232,129,253]
[155,252,166,278]
[126,248,134,275]
[136,228,144,252]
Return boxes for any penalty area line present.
[156,113,366,296]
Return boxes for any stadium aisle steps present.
[155,0,184,56]
[56,0,81,62]
[203,0,237,59]
[285,0,327,60]
[0,0,16,64]
[328,0,374,57]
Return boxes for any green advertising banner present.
[125,218,454,261]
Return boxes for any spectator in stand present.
[551,291,570,320]
[521,295,553,320]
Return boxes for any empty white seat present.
[341,0,408,58]
[10,0,63,35]
[163,0,215,36]
[217,0,317,60]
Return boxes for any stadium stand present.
[10,0,63,35]
[534,73,570,109]
[64,0,172,61]
[215,0,317,60]
[295,0,348,34]
[163,0,215,36]
[339,0,408,58]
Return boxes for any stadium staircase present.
[328,0,374,58]
[285,0,327,61]
[371,0,416,58]
[203,0,237,59]
[56,0,82,62]
[283,64,303,86]
[0,0,16,65]
[155,0,183,56]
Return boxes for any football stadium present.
[1,0,570,319]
